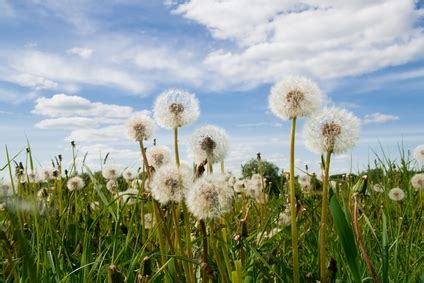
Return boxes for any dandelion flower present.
[126,114,155,142]
[388,187,405,201]
[40,167,60,181]
[151,163,192,205]
[123,168,137,182]
[153,89,200,129]
[146,145,171,168]
[244,174,264,199]
[102,165,121,180]
[189,125,229,164]
[268,76,323,120]
[106,179,119,194]
[413,145,424,163]
[298,175,312,192]
[67,176,85,192]
[233,180,245,193]
[303,107,360,154]
[0,180,13,198]
[372,183,384,193]
[186,174,233,220]
[411,173,424,190]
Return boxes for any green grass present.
[1,145,423,282]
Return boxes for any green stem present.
[319,150,332,282]
[200,219,210,282]
[210,221,229,283]
[182,204,195,282]
[289,117,300,283]
[220,160,225,174]
[174,127,180,167]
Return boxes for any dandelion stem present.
[200,219,210,282]
[289,117,300,283]
[319,150,332,282]
[174,127,180,167]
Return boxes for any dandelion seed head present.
[189,125,229,164]
[143,213,154,229]
[126,114,155,141]
[186,174,233,220]
[123,168,137,182]
[146,145,171,169]
[233,180,245,193]
[298,175,312,192]
[303,107,360,154]
[0,180,13,198]
[153,89,199,129]
[151,163,192,205]
[66,176,85,192]
[388,187,405,201]
[411,173,424,190]
[413,144,424,163]
[102,165,121,180]
[106,179,119,194]
[372,183,384,193]
[268,76,323,120]
[118,188,139,205]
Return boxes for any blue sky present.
[0,0,423,176]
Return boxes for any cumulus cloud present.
[67,47,93,59]
[363,112,400,124]
[175,0,424,87]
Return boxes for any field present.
[1,87,424,283]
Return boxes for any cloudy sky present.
[0,0,423,176]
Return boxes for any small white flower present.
[118,188,139,205]
[189,125,229,164]
[186,174,233,220]
[154,89,200,129]
[66,176,85,192]
[268,76,323,120]
[126,113,155,142]
[123,168,138,182]
[151,163,193,205]
[102,165,121,180]
[146,145,171,168]
[106,179,119,194]
[413,145,424,164]
[303,107,360,154]
[388,187,405,202]
[411,173,424,190]
[372,183,384,193]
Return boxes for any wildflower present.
[303,107,360,154]
[102,165,121,180]
[233,180,245,193]
[118,188,139,205]
[123,168,138,182]
[388,187,405,201]
[189,125,229,164]
[126,113,155,142]
[106,179,119,194]
[151,163,192,205]
[411,173,424,190]
[268,76,323,120]
[66,176,85,192]
[186,174,233,220]
[244,174,266,202]
[39,167,60,181]
[153,89,200,129]
[146,145,171,169]
[372,183,384,193]
[413,145,424,163]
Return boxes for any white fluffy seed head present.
[388,187,405,201]
[298,175,312,192]
[147,145,171,169]
[268,76,323,120]
[40,167,60,181]
[123,168,138,182]
[66,176,85,192]
[413,145,424,164]
[189,125,229,164]
[106,179,119,194]
[126,113,155,142]
[151,163,193,205]
[0,179,13,198]
[411,174,424,190]
[118,188,139,205]
[102,165,121,180]
[303,107,360,154]
[186,174,233,220]
[372,183,384,193]
[153,89,200,129]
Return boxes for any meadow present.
[1,78,423,283]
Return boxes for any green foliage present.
[241,158,281,193]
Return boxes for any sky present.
[0,0,423,177]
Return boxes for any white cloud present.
[67,47,93,59]
[66,125,125,142]
[32,94,134,118]
[363,112,400,124]
[0,86,38,104]
[175,0,424,88]
[7,73,58,90]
